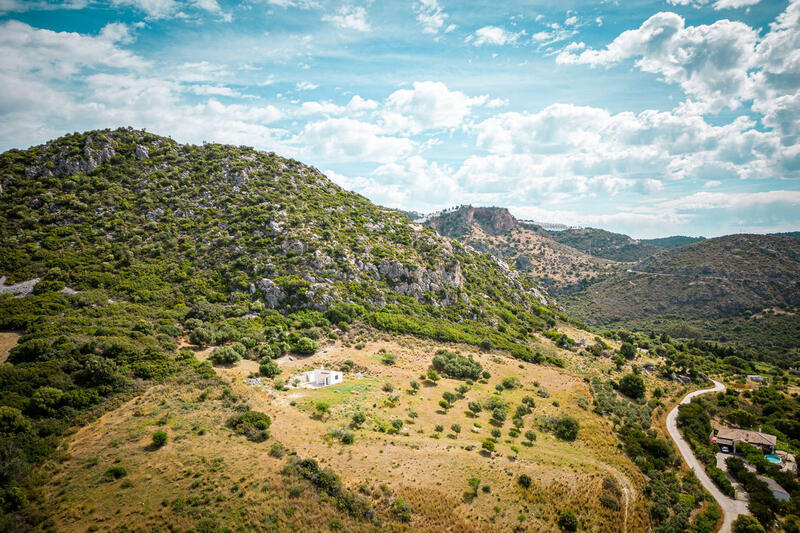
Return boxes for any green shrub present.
[228,410,271,442]
[210,346,240,366]
[557,509,578,531]
[259,359,281,378]
[151,430,168,448]
[554,417,579,441]
[431,350,482,380]
[293,337,318,355]
[104,466,128,480]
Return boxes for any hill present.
[564,235,800,359]
[641,236,706,249]
[1,129,777,533]
[549,228,663,262]
[425,206,622,291]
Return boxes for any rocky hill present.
[424,206,622,291]
[641,235,706,249]
[0,129,566,529]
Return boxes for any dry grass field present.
[37,326,680,532]
[0,331,20,363]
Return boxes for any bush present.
[732,515,766,533]
[619,374,646,400]
[554,417,579,441]
[259,359,281,378]
[431,350,482,380]
[104,466,127,480]
[518,474,531,488]
[228,410,271,442]
[351,411,366,428]
[557,510,578,531]
[293,337,318,355]
[391,498,412,522]
[151,430,168,448]
[210,346,240,366]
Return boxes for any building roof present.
[716,428,777,447]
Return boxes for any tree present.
[468,401,482,414]
[557,510,578,531]
[620,342,637,360]
[517,474,531,488]
[409,380,420,393]
[481,439,495,452]
[619,374,646,399]
[442,391,456,407]
[732,515,766,533]
[426,369,440,383]
[451,424,461,434]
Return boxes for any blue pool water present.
[765,454,782,464]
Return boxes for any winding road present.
[665,379,750,533]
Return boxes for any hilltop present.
[424,206,622,291]
[548,228,662,263]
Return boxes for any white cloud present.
[99,22,136,44]
[414,0,447,35]
[296,118,414,163]
[323,5,370,32]
[668,0,761,9]
[111,0,180,19]
[0,0,87,14]
[383,81,487,133]
[556,12,759,113]
[468,26,524,46]
[296,81,319,91]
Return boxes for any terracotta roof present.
[716,428,777,446]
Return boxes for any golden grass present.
[0,331,20,363]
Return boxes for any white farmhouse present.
[296,366,343,388]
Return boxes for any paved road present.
[666,379,750,533]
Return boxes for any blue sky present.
[1,0,798,238]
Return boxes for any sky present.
[0,0,799,238]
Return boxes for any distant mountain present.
[424,206,623,291]
[564,234,800,343]
[641,235,706,249]
[549,227,663,262]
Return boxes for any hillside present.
[564,235,800,358]
[549,228,663,262]
[425,207,622,291]
[641,236,706,249]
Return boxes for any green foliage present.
[732,515,766,533]
[151,430,168,448]
[557,509,578,531]
[293,337,318,355]
[228,410,271,442]
[619,374,646,399]
[431,350,482,380]
[517,474,531,488]
[210,346,240,366]
[553,417,579,441]
[259,359,281,378]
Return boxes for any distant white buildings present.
[295,366,343,388]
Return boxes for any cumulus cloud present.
[323,5,370,32]
[383,81,487,133]
[668,0,761,9]
[556,12,759,113]
[296,118,414,163]
[468,26,524,46]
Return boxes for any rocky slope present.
[1,129,548,315]
[424,206,622,291]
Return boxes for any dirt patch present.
[0,331,21,363]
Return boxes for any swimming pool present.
[765,454,782,465]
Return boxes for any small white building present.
[296,366,343,388]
